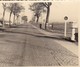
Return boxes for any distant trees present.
[2,3,25,27]
[12,3,25,24]
[21,16,28,23]
[29,2,52,29]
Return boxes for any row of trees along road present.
[21,16,28,23]
[29,2,52,29]
[2,3,25,28]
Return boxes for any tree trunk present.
[17,16,19,23]
[9,12,12,27]
[52,23,54,29]
[45,6,50,29]
[13,14,16,24]
[36,16,39,23]
[2,8,6,28]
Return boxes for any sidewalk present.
[30,23,78,56]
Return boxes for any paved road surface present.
[0,23,78,66]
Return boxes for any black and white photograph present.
[0,0,79,66]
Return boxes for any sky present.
[22,1,79,23]
[0,1,79,24]
[49,1,79,22]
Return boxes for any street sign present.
[64,16,68,37]
[64,16,68,20]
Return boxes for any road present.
[0,23,78,66]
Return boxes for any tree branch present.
[42,2,48,8]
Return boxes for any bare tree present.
[29,2,52,29]
[42,2,52,29]
[7,3,14,26]
[2,3,7,28]
[29,3,45,23]
[12,3,25,24]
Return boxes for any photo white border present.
[0,0,79,67]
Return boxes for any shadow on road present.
[4,30,77,43]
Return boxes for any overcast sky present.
[49,1,79,22]
[0,1,79,23]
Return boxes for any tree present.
[12,3,25,24]
[22,16,28,23]
[7,3,14,26]
[6,3,24,26]
[29,3,45,23]
[42,2,52,29]
[29,2,52,29]
[16,14,20,23]
[2,3,7,28]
